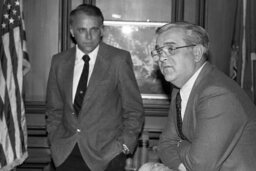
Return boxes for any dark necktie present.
[176,91,187,140]
[73,55,90,116]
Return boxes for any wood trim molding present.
[173,0,184,22]
[195,0,207,28]
[59,0,71,52]
[83,0,96,5]
[24,101,169,117]
[143,103,169,117]
[25,101,46,113]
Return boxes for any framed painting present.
[102,21,172,103]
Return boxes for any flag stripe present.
[251,52,256,101]
[13,26,26,157]
[3,32,18,162]
[0,144,7,168]
[0,61,6,112]
[21,20,30,75]
[241,0,247,88]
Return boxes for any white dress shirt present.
[180,62,206,119]
[72,45,99,102]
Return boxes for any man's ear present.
[193,45,204,62]
[100,25,104,37]
[70,28,74,37]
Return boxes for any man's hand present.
[178,163,187,171]
[138,162,174,171]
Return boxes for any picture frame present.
[103,21,172,104]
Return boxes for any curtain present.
[230,0,256,103]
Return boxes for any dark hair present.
[156,22,210,60]
[70,4,104,25]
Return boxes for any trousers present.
[55,144,127,171]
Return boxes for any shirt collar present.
[75,45,99,63]
[180,62,206,100]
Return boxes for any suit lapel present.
[182,62,212,137]
[81,43,111,109]
[61,48,76,108]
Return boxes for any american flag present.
[0,0,30,170]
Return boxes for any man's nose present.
[85,31,92,40]
[159,54,168,62]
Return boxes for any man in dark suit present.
[151,22,256,171]
[46,4,144,171]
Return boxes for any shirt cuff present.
[122,144,130,155]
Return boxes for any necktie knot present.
[82,55,90,63]
[176,91,182,107]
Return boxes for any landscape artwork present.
[103,21,171,99]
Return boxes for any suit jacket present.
[46,42,144,171]
[158,62,256,171]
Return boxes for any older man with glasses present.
[148,21,256,171]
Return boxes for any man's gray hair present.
[156,22,210,60]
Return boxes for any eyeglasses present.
[151,44,196,62]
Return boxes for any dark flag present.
[0,0,30,170]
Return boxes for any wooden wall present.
[184,0,238,75]
[23,0,59,101]
[206,0,238,74]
